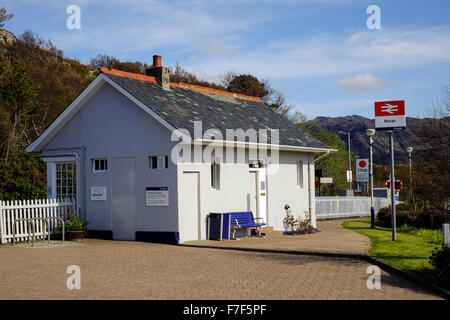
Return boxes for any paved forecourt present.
[0,238,441,300]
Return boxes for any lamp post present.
[406,147,413,201]
[366,129,376,229]
[338,130,352,190]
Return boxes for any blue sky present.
[2,0,450,119]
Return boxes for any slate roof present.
[103,73,330,150]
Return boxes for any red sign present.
[374,100,406,130]
[358,160,367,168]
[385,179,403,192]
[375,100,405,116]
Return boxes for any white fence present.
[316,196,390,220]
[0,199,76,244]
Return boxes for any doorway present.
[179,172,200,241]
[249,168,267,221]
[111,157,136,240]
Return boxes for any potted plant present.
[64,211,87,240]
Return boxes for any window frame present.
[297,160,304,188]
[92,158,108,173]
[211,161,220,190]
[149,155,169,170]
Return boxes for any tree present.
[90,54,148,74]
[411,80,450,211]
[299,122,353,195]
[170,62,224,90]
[0,59,43,161]
[222,71,307,122]
[0,6,13,28]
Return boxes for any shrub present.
[377,203,449,229]
[282,205,314,235]
[377,205,412,228]
[410,210,450,229]
[429,245,450,289]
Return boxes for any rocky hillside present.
[310,115,443,164]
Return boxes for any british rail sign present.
[374,100,406,130]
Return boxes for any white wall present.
[42,83,179,234]
[177,149,315,242]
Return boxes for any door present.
[179,172,200,242]
[256,169,267,221]
[248,171,257,214]
[111,157,136,240]
[249,169,267,221]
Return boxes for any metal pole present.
[389,131,397,241]
[348,132,351,190]
[370,137,375,229]
[408,151,413,202]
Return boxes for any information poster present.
[91,187,107,200]
[146,187,169,207]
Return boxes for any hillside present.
[310,115,444,164]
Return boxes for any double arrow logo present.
[380,104,398,114]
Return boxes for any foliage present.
[64,210,87,230]
[0,6,13,28]
[90,54,149,74]
[170,63,225,90]
[0,152,46,200]
[298,122,353,195]
[397,225,443,245]
[282,204,298,233]
[282,204,314,234]
[343,219,436,277]
[0,28,95,199]
[409,81,450,212]
[0,59,43,161]
[377,203,449,229]
[429,245,450,289]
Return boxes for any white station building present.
[26,56,333,244]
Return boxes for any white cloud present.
[338,73,395,90]
[185,26,450,81]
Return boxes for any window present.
[93,159,108,173]
[150,155,168,169]
[297,161,304,188]
[56,162,77,200]
[211,161,220,190]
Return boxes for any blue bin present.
[208,213,230,240]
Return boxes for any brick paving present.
[184,218,371,255]
[0,237,441,300]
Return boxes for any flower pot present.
[67,229,85,240]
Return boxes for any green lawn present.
[342,219,440,278]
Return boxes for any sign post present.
[375,100,406,241]
[356,159,369,183]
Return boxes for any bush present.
[409,210,450,230]
[429,245,450,289]
[377,203,449,229]
[377,205,412,228]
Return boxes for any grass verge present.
[342,219,440,279]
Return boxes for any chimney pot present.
[153,55,162,68]
[146,55,170,90]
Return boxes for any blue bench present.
[229,211,266,239]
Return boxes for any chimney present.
[146,55,170,90]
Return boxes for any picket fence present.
[0,199,77,244]
[316,196,390,220]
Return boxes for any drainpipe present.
[308,150,330,225]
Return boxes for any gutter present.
[193,139,337,153]
[308,150,331,225]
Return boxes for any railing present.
[0,199,77,244]
[315,196,390,220]
[12,217,65,247]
